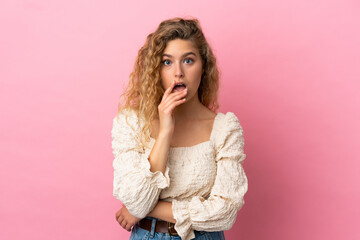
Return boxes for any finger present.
[125,222,133,232]
[117,215,123,225]
[163,98,187,113]
[163,80,176,98]
[163,91,187,109]
[163,89,187,106]
[167,88,187,100]
[115,209,121,221]
[120,219,128,229]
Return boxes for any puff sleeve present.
[171,112,248,240]
[111,110,171,219]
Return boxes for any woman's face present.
[160,39,203,102]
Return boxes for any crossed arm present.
[113,129,176,231]
[115,200,176,231]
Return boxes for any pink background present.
[1,0,359,239]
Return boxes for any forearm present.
[148,132,172,175]
[147,200,176,224]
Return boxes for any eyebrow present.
[162,52,197,58]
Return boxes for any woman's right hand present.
[158,80,187,136]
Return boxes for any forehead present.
[163,39,198,55]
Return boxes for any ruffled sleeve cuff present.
[141,153,171,189]
[172,199,195,240]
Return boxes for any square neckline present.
[149,112,221,149]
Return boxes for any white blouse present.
[111,108,248,240]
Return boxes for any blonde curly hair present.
[116,17,220,150]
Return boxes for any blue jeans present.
[129,217,225,240]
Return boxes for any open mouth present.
[173,82,187,92]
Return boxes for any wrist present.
[158,130,172,138]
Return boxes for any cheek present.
[194,62,203,76]
[187,70,202,94]
[190,65,203,82]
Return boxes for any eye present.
[184,58,193,64]
[163,59,171,66]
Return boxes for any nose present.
[174,62,184,78]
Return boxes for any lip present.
[174,81,186,87]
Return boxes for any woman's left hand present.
[115,204,142,231]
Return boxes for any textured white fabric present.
[111,109,248,240]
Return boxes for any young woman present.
[111,17,248,240]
